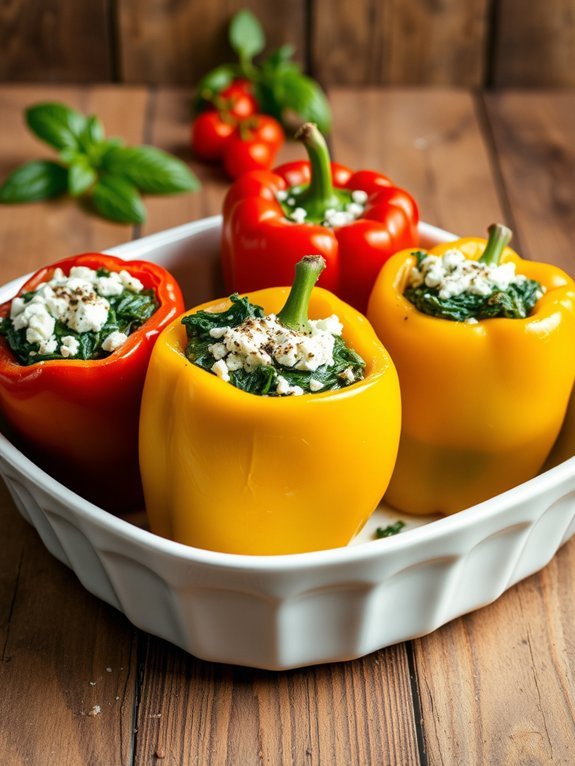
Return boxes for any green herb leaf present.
[404,279,542,322]
[229,9,265,63]
[68,158,97,197]
[78,115,106,156]
[91,176,146,224]
[272,71,332,133]
[263,44,296,70]
[25,102,87,150]
[195,64,240,108]
[375,521,406,539]
[0,160,68,203]
[101,145,199,194]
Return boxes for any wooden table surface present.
[0,85,574,766]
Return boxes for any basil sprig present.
[196,10,332,135]
[0,102,200,224]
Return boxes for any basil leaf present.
[273,71,332,133]
[229,10,265,62]
[0,160,68,203]
[264,44,296,70]
[196,64,239,105]
[91,176,146,224]
[101,145,199,194]
[26,103,87,150]
[68,159,97,197]
[78,115,106,155]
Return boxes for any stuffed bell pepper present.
[367,223,575,516]
[0,253,184,511]
[222,122,418,314]
[140,256,401,555]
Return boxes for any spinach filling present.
[182,294,365,397]
[0,268,158,365]
[404,251,542,322]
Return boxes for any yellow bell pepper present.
[367,224,575,516]
[140,257,401,555]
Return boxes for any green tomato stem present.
[479,223,513,266]
[278,255,326,332]
[295,123,340,218]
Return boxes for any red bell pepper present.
[0,253,184,512]
[222,123,419,313]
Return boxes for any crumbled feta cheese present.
[290,207,307,223]
[208,342,227,360]
[346,202,365,217]
[351,189,368,204]
[340,367,355,383]
[204,311,350,392]
[24,304,56,344]
[276,189,288,201]
[287,197,296,205]
[6,264,147,359]
[101,331,128,353]
[60,335,80,358]
[119,270,144,293]
[10,297,26,318]
[38,337,58,355]
[208,326,229,339]
[96,273,124,297]
[69,266,97,283]
[408,248,529,301]
[309,314,343,336]
[211,359,230,382]
[276,375,304,396]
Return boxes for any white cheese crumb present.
[340,367,355,383]
[88,705,101,717]
[96,274,124,297]
[101,331,128,353]
[60,336,80,358]
[276,189,288,201]
[119,270,144,293]
[408,248,529,301]
[208,342,227,360]
[351,189,368,204]
[208,326,230,339]
[290,207,307,223]
[24,304,56,343]
[309,378,324,392]
[211,359,230,382]
[38,337,58,355]
[276,375,304,396]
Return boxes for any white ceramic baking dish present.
[1,216,574,670]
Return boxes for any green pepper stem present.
[278,255,326,332]
[295,123,340,217]
[479,223,513,266]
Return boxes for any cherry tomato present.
[249,115,284,154]
[191,111,236,161]
[218,80,258,119]
[223,137,274,179]
[222,114,284,179]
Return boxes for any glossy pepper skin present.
[367,229,575,516]
[139,287,401,555]
[222,123,418,314]
[0,253,184,512]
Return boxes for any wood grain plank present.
[483,91,575,275]
[401,89,575,764]
[0,84,152,766]
[0,0,113,82]
[118,0,306,85]
[0,483,139,766]
[0,85,149,282]
[133,637,421,765]
[492,0,575,87]
[311,0,490,86]
[330,88,505,234]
